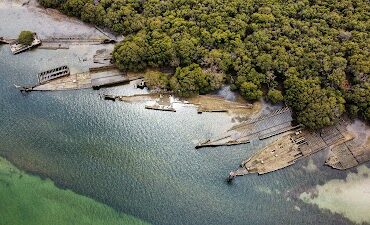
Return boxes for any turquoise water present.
[0,2,364,225]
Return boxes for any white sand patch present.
[347,119,370,145]
[300,165,370,224]
[302,158,318,172]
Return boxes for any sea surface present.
[0,1,367,225]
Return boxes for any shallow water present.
[1,1,369,225]
[300,165,370,225]
[0,157,149,225]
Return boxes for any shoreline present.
[103,92,261,117]
[1,1,370,224]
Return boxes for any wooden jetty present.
[102,93,159,103]
[15,84,37,92]
[227,167,249,182]
[3,34,114,53]
[38,65,70,84]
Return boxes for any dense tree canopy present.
[144,71,169,90]
[39,0,370,128]
[346,84,370,120]
[267,89,283,104]
[284,76,345,129]
[240,81,263,101]
[169,64,224,97]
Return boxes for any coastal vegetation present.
[17,31,34,46]
[37,0,370,129]
[144,71,169,90]
[267,89,283,104]
[169,64,224,97]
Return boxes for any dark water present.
[0,2,361,225]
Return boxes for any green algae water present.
[0,1,369,225]
[0,157,149,225]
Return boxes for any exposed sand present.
[302,158,318,173]
[300,165,370,224]
[186,95,261,118]
[114,92,261,119]
[347,119,370,145]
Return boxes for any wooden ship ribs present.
[241,130,306,175]
[228,116,366,180]
[326,138,370,170]
[196,107,297,149]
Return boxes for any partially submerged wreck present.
[16,65,141,92]
[228,115,370,181]
[9,33,41,54]
[196,107,296,149]
[38,65,70,84]
[326,138,370,170]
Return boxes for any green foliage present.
[346,84,370,121]
[203,49,232,73]
[240,82,263,101]
[38,0,370,127]
[170,64,224,97]
[113,31,147,71]
[348,105,359,119]
[18,31,34,46]
[61,0,85,17]
[147,31,175,67]
[267,89,284,104]
[144,71,169,90]
[38,0,66,8]
[285,76,345,129]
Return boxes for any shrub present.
[18,31,34,46]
